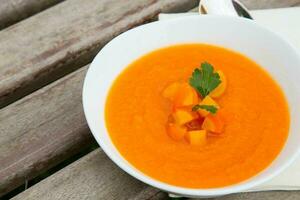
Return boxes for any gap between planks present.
[0,0,64,30]
[0,66,92,196]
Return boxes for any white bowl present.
[83,15,300,198]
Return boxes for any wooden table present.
[0,0,299,199]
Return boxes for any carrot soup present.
[105,44,289,188]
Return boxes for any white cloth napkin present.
[159,7,300,192]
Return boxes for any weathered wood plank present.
[240,0,300,9]
[12,149,300,200]
[0,66,91,196]
[0,0,198,108]
[0,0,64,30]
[12,149,168,200]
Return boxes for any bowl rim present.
[82,15,300,197]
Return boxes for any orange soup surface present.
[105,44,289,188]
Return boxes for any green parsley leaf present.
[189,62,221,98]
[192,104,218,114]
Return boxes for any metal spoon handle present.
[199,0,253,19]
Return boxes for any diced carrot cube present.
[202,114,225,134]
[173,108,197,125]
[210,70,226,98]
[186,130,207,145]
[173,83,199,107]
[162,82,181,100]
[166,123,187,140]
[198,96,220,117]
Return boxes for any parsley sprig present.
[189,62,221,114]
[189,62,221,98]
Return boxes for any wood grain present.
[12,149,300,200]
[0,66,92,196]
[0,0,64,30]
[0,0,198,108]
[12,150,168,200]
